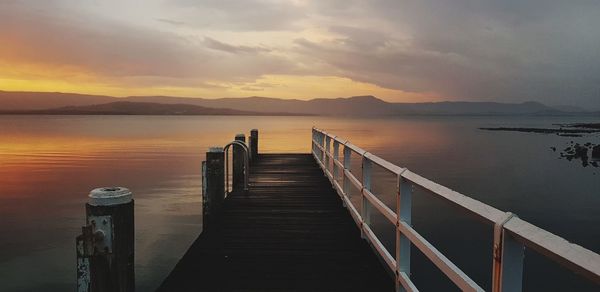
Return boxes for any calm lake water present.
[0,115,598,291]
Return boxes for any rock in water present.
[592,145,600,160]
[574,144,589,167]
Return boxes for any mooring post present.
[250,129,258,161]
[204,147,225,228]
[233,134,246,192]
[76,187,134,292]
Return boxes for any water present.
[0,115,598,291]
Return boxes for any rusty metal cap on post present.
[235,133,245,139]
[89,187,133,206]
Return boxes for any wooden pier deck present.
[158,153,394,291]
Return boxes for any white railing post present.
[396,175,412,292]
[316,130,323,163]
[325,135,331,175]
[333,141,340,181]
[310,128,600,290]
[311,128,315,155]
[320,132,326,163]
[312,129,318,159]
[319,132,323,161]
[343,145,352,199]
[361,156,372,239]
[492,214,524,292]
[499,232,524,292]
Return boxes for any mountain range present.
[0,101,293,116]
[0,90,597,116]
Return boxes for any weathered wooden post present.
[76,187,134,292]
[250,129,258,161]
[203,147,225,228]
[233,134,246,192]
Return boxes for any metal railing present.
[311,127,600,292]
[224,140,250,193]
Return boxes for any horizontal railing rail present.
[311,127,600,292]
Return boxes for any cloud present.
[1,0,599,107]
[294,1,600,107]
[169,0,307,31]
[0,1,301,86]
[203,37,271,54]
[155,18,187,27]
[0,2,201,78]
[239,86,264,92]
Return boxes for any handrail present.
[311,126,600,292]
[224,140,250,193]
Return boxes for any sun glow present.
[0,73,439,102]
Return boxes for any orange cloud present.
[0,1,441,102]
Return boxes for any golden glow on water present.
[0,117,452,165]
[1,136,185,164]
[0,116,453,200]
[1,115,598,291]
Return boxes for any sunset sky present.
[1,0,599,107]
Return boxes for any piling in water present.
[203,147,225,228]
[233,134,246,192]
[250,129,259,161]
[76,187,134,292]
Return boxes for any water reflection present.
[0,115,598,291]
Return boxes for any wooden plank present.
[344,169,362,191]
[397,221,484,292]
[159,154,394,291]
[504,217,600,284]
[364,152,404,175]
[363,188,397,224]
[398,272,419,292]
[362,223,397,272]
[402,170,506,225]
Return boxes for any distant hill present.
[122,95,396,115]
[1,90,597,116]
[0,101,293,116]
[126,95,558,115]
[0,91,115,110]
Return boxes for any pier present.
[76,127,600,292]
[158,153,393,291]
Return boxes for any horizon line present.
[0,89,570,107]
